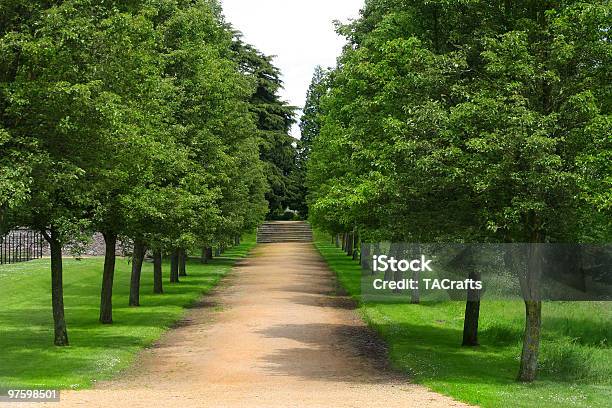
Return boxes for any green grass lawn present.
[314,231,612,408]
[0,235,256,390]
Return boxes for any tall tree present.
[293,66,329,218]
[232,39,298,218]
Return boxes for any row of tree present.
[304,0,610,382]
[0,0,298,346]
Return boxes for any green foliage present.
[292,66,329,218]
[0,127,32,233]
[300,66,328,163]
[0,0,272,245]
[307,0,611,244]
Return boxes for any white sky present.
[220,0,364,138]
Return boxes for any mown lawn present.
[0,235,256,389]
[314,231,611,408]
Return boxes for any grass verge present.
[314,231,611,408]
[0,234,256,389]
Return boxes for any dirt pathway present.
[28,243,472,408]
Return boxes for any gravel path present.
[24,243,473,408]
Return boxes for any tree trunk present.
[385,242,401,282]
[235,236,241,246]
[361,243,370,270]
[462,298,481,346]
[335,234,340,248]
[372,242,381,275]
[129,239,146,307]
[517,300,542,381]
[47,229,69,346]
[170,248,180,283]
[352,231,359,260]
[153,249,163,294]
[99,232,117,324]
[461,247,480,345]
[516,229,544,382]
[206,247,213,261]
[461,247,479,344]
[179,248,187,277]
[411,269,421,304]
[201,248,207,264]
[346,232,354,257]
[392,242,405,293]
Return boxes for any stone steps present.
[257,221,313,244]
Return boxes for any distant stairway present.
[257,221,313,244]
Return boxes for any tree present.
[460,1,610,381]
[0,0,125,344]
[231,39,298,218]
[83,3,178,322]
[293,66,329,218]
[307,0,611,382]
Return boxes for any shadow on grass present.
[543,315,611,347]
[0,239,256,389]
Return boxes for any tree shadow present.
[543,315,611,347]
[256,322,397,384]
[289,294,358,310]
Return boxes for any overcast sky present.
[220,0,364,138]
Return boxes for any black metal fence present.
[0,229,45,265]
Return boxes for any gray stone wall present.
[41,233,130,257]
